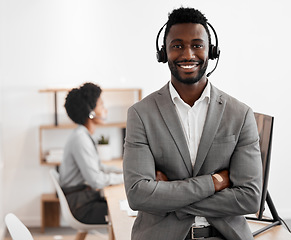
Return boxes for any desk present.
[103,161,291,240]
[104,184,134,240]
[103,160,135,240]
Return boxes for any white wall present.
[1,0,291,226]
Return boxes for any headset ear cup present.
[156,46,167,63]
[209,44,215,60]
[162,47,167,63]
[88,110,96,119]
[156,50,163,62]
[209,44,220,60]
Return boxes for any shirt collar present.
[169,81,211,106]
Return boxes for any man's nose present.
[182,46,195,60]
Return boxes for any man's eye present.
[172,45,182,49]
[194,44,203,48]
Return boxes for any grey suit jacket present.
[123,83,262,240]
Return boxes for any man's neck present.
[171,78,208,107]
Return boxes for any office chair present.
[5,213,34,240]
[49,169,112,240]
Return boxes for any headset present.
[88,107,107,121]
[156,21,220,77]
[88,110,96,119]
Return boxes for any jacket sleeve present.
[123,106,215,215]
[175,108,263,219]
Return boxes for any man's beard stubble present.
[168,60,208,85]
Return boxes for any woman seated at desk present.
[59,82,123,224]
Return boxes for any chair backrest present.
[5,213,34,240]
[49,169,86,230]
[49,169,108,232]
[254,112,274,219]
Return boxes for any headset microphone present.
[156,21,221,77]
[88,109,107,121]
[206,54,220,77]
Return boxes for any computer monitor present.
[254,112,274,219]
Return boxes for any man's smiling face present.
[166,23,209,85]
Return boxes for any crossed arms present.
[156,169,230,194]
[123,105,262,219]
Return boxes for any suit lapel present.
[193,84,226,176]
[155,83,193,176]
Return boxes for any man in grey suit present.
[123,7,262,240]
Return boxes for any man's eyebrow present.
[169,38,205,44]
[192,38,205,42]
[169,39,183,44]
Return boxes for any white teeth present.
[180,65,194,69]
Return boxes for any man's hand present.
[211,170,230,192]
[156,171,168,181]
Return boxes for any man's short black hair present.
[64,82,102,125]
[163,7,211,47]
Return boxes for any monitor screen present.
[254,112,274,219]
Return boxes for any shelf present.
[40,122,126,130]
[39,88,142,126]
[39,87,142,92]
[40,157,123,166]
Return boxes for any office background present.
[0,0,291,237]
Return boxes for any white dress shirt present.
[169,81,210,167]
[169,81,211,227]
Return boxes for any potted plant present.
[97,135,112,161]
[98,135,109,145]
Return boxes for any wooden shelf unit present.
[39,87,141,166]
